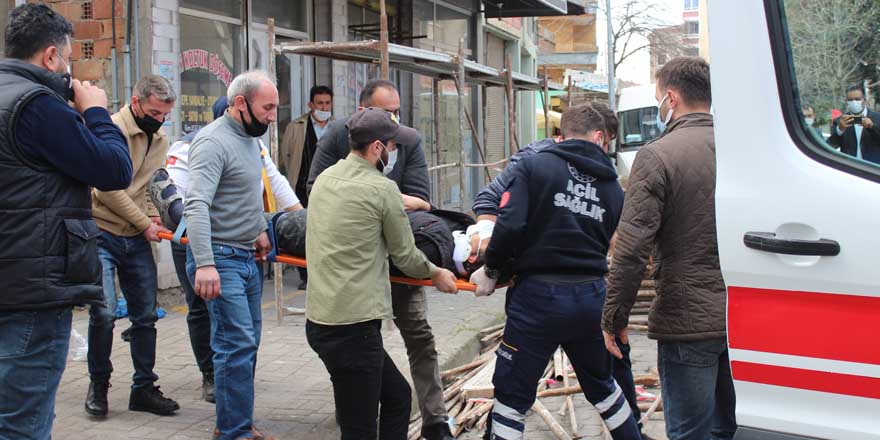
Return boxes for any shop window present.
[179,14,244,135]
[180,0,242,19]
[252,0,307,31]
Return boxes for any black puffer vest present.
[0,59,103,310]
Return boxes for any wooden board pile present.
[407,319,664,440]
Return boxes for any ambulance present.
[712,1,879,439]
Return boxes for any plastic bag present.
[70,329,88,361]
[115,296,128,319]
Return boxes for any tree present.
[601,0,688,72]
[785,0,880,124]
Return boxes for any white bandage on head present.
[452,220,496,275]
[452,231,471,275]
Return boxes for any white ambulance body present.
[712,1,880,439]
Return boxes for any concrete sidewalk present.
[51,268,665,439]
[52,269,507,439]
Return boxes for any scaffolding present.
[265,8,562,323]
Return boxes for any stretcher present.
[156,231,503,292]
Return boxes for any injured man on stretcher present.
[150,166,504,281]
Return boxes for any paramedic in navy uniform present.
[470,103,641,440]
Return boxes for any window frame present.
[766,0,880,184]
[684,0,699,11]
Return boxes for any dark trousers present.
[88,231,159,388]
[306,319,412,440]
[171,242,213,374]
[490,278,641,440]
[614,338,642,430]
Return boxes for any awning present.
[277,40,563,91]
[481,0,587,18]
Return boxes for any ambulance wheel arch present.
[712,1,880,440]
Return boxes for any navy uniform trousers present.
[488,277,642,440]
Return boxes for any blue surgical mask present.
[656,94,674,133]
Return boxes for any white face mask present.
[847,100,864,114]
[313,109,332,122]
[383,149,398,176]
[804,117,815,127]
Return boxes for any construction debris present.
[416,321,663,439]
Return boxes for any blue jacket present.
[483,139,624,277]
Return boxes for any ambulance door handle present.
[743,232,840,256]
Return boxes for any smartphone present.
[847,113,863,125]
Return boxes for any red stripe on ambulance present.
[731,361,880,400]
[728,286,880,366]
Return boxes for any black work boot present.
[202,372,215,403]
[84,380,110,417]
[422,422,455,440]
[129,385,180,416]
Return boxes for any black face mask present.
[240,100,269,137]
[131,104,164,135]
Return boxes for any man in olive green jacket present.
[306,107,458,440]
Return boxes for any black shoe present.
[85,380,110,417]
[422,422,455,440]
[121,326,133,343]
[129,385,180,416]
[202,372,215,404]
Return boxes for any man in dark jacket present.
[306,80,451,440]
[828,84,880,164]
[0,4,132,439]
[469,104,648,437]
[602,57,737,440]
[470,104,640,440]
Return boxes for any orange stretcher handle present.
[157,231,503,293]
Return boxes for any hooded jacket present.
[484,138,624,277]
[472,137,556,217]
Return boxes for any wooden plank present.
[462,357,497,400]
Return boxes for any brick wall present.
[36,0,124,94]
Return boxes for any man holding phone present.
[829,84,880,163]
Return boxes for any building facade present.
[6,0,581,288]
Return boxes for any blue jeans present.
[0,307,72,440]
[187,244,263,440]
[491,278,641,440]
[658,339,737,440]
[88,231,159,389]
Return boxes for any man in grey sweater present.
[184,70,276,440]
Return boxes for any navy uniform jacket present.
[483,139,624,278]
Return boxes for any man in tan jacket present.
[85,75,181,418]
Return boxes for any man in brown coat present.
[280,85,333,290]
[601,57,736,440]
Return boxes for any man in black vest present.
[0,4,132,439]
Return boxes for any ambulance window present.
[777,0,880,174]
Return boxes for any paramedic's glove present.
[470,267,497,297]
[430,267,459,294]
